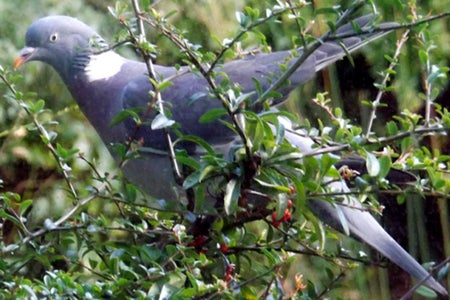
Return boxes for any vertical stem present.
[365,30,409,138]
[130,0,182,182]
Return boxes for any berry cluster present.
[271,199,293,227]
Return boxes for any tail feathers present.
[313,16,399,72]
[309,198,448,296]
[281,15,398,102]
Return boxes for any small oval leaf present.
[366,151,380,177]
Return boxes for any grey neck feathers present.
[71,34,110,76]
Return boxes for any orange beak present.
[14,47,35,69]
[13,56,26,69]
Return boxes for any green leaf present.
[414,285,438,298]
[110,249,125,259]
[401,137,414,153]
[183,171,200,189]
[244,6,259,19]
[18,199,33,216]
[314,7,339,17]
[260,247,278,265]
[199,108,227,123]
[87,224,99,233]
[427,64,447,84]
[110,108,141,126]
[260,90,282,101]
[252,78,263,96]
[366,151,380,177]
[164,9,178,19]
[319,154,337,180]
[378,156,392,180]
[41,130,58,144]
[384,54,395,63]
[335,204,350,236]
[355,176,370,190]
[386,121,398,136]
[156,80,173,92]
[151,114,175,129]
[56,143,79,161]
[418,50,428,66]
[230,91,254,111]
[303,156,319,182]
[179,134,216,154]
[274,121,285,147]
[198,165,216,182]
[236,11,248,28]
[175,153,201,169]
[224,178,240,215]
[28,99,45,114]
[275,193,288,219]
[3,243,19,252]
[254,178,291,193]
[125,183,138,203]
[437,263,449,280]
[187,91,207,105]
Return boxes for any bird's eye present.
[49,33,58,42]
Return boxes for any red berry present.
[272,211,278,221]
[282,208,291,222]
[220,243,229,253]
[190,235,207,248]
[287,199,293,208]
[226,264,234,273]
[289,186,295,194]
[224,264,234,282]
[271,211,281,227]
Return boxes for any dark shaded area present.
[0,159,60,244]
[334,54,450,296]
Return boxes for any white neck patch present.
[84,51,124,82]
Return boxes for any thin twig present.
[365,29,410,138]
[12,191,99,249]
[316,271,346,299]
[209,4,298,73]
[287,124,449,160]
[328,11,450,40]
[410,8,435,127]
[399,256,450,300]
[231,245,385,265]
[0,73,78,199]
[254,3,366,107]
[130,0,182,182]
[286,0,308,48]
[139,14,254,163]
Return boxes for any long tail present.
[308,198,447,296]
[283,128,448,296]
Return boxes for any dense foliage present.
[0,0,449,299]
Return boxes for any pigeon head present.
[15,16,108,82]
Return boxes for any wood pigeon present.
[15,15,447,296]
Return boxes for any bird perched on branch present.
[15,14,447,296]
